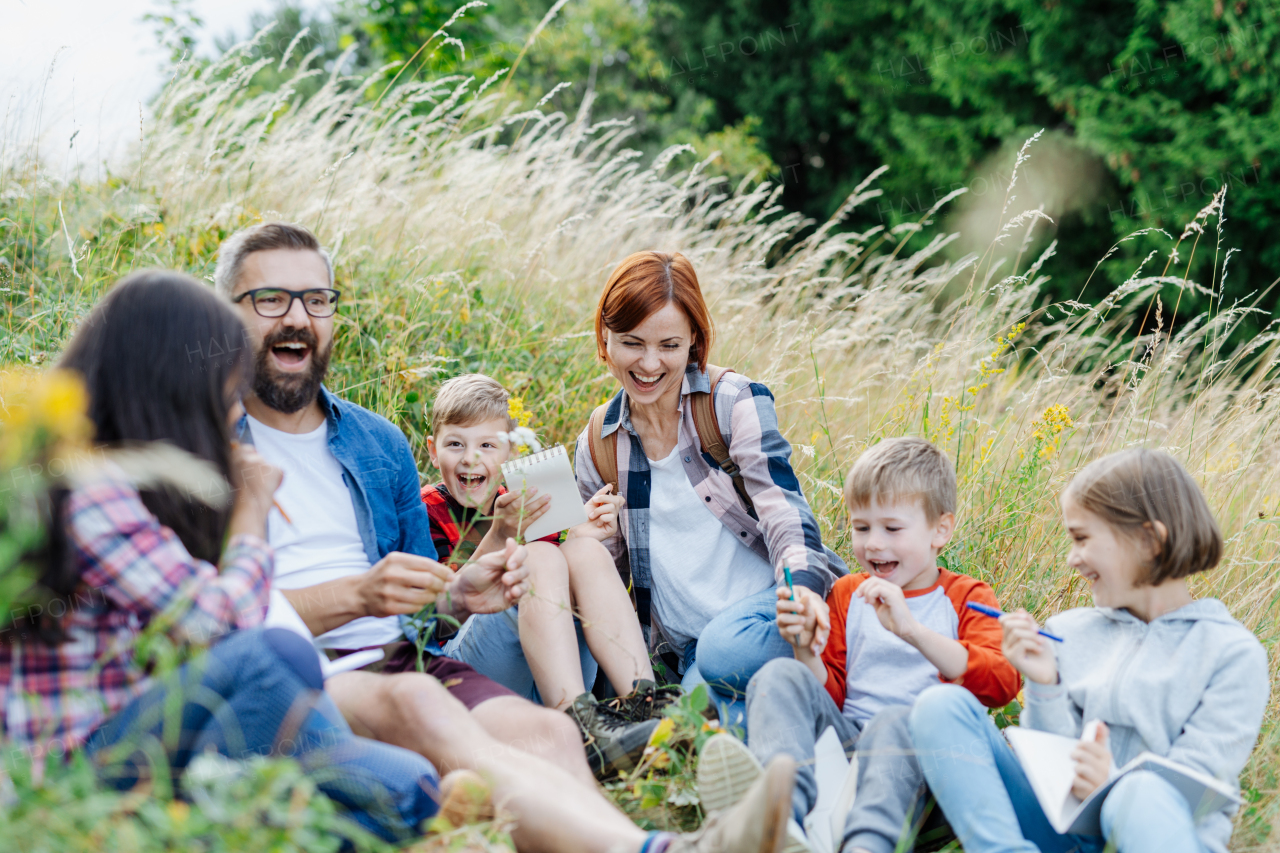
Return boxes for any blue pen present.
[966,602,1064,642]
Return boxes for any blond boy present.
[421,373,662,777]
[697,438,1020,853]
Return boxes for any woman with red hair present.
[576,251,845,729]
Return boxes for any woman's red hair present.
[594,251,714,372]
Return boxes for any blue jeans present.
[680,588,796,735]
[87,628,440,843]
[443,608,598,705]
[908,684,1208,853]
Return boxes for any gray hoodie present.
[1023,599,1269,853]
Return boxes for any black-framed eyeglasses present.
[233,287,342,318]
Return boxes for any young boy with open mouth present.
[697,437,1021,853]
[423,373,671,777]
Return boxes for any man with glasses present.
[212,222,797,853]
[215,222,592,772]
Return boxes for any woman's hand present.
[775,586,830,657]
[999,609,1059,686]
[227,442,284,540]
[567,485,624,541]
[1071,722,1112,799]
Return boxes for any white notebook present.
[1005,724,1239,836]
[501,445,590,541]
[805,725,854,853]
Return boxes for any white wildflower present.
[500,426,542,454]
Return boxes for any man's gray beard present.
[253,344,331,415]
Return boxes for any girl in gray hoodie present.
[907,449,1269,853]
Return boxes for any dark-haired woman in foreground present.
[0,270,440,841]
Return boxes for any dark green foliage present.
[199,0,1280,329]
[649,0,1280,326]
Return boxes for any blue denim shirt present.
[237,386,440,650]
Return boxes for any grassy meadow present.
[2,32,1278,850]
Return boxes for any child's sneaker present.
[605,678,684,721]
[697,734,812,853]
[670,755,796,853]
[697,733,763,813]
[566,692,660,779]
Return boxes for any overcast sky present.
[2,0,326,176]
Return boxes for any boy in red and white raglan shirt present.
[696,438,1020,853]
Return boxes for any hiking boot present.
[566,692,661,779]
[670,754,797,853]
[697,735,813,853]
[605,678,685,722]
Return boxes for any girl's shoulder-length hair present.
[1065,448,1222,585]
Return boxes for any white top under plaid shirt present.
[574,365,839,647]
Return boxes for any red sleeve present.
[939,570,1022,707]
[820,574,865,709]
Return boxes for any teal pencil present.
[782,564,798,646]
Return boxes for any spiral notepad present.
[501,445,590,541]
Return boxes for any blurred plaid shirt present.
[0,470,272,751]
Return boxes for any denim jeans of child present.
[746,657,932,853]
[680,588,796,735]
[908,684,1208,853]
[87,627,440,843]
[442,607,598,704]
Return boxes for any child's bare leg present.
[560,537,655,693]
[327,670,648,853]
[518,542,587,710]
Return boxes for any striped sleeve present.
[724,378,834,596]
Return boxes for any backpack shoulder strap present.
[587,403,619,496]
[691,365,754,515]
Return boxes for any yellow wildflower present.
[1,369,93,469]
[508,396,533,427]
[166,800,190,824]
[1028,404,1072,459]
[647,717,675,748]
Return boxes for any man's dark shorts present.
[328,641,517,710]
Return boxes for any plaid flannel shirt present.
[574,365,838,636]
[0,471,272,751]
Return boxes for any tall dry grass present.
[2,33,1277,848]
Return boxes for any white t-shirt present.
[247,414,403,649]
[647,446,776,653]
[842,583,960,724]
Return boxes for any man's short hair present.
[844,437,956,521]
[432,374,516,431]
[214,221,334,298]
